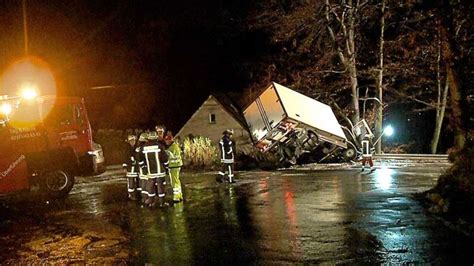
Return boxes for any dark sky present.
[0,0,256,132]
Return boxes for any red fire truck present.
[0,94,103,198]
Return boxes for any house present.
[176,94,253,153]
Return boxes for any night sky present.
[0,0,256,132]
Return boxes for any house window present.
[209,113,216,124]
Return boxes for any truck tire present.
[343,148,357,161]
[42,170,75,198]
[305,131,319,149]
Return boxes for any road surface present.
[0,163,473,264]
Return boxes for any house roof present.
[176,93,249,137]
[210,92,248,128]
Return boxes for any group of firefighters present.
[123,126,236,207]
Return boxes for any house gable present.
[176,95,252,147]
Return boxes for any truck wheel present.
[306,132,319,149]
[343,148,357,161]
[42,170,75,198]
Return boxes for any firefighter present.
[155,125,166,145]
[140,131,169,207]
[123,134,140,200]
[361,133,375,172]
[217,129,236,183]
[155,125,167,187]
[137,132,149,203]
[164,133,184,202]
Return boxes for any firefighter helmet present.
[127,134,137,142]
[223,129,234,135]
[138,132,148,142]
[147,131,158,140]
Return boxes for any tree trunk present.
[347,0,360,125]
[375,0,385,154]
[431,28,449,154]
[431,76,449,154]
[439,24,465,150]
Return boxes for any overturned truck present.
[243,82,358,164]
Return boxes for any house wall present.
[176,96,253,152]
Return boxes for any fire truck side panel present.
[1,96,96,196]
[0,128,30,193]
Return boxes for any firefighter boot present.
[128,192,137,201]
[173,188,183,202]
[216,172,225,183]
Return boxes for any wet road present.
[1,164,473,264]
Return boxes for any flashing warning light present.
[1,103,12,115]
[1,56,57,98]
[19,85,38,100]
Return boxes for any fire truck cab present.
[0,95,101,198]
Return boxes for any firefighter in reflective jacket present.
[137,132,149,203]
[164,133,184,202]
[140,131,169,207]
[123,134,140,200]
[361,134,375,172]
[217,129,236,183]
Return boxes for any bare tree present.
[374,0,385,153]
[439,19,466,150]
[324,0,362,125]
[431,27,449,154]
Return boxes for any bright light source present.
[384,125,394,137]
[20,85,38,100]
[0,103,12,115]
[1,56,56,98]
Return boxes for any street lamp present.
[373,124,394,146]
[383,125,394,137]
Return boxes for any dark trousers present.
[156,177,166,198]
[127,175,137,193]
[219,163,234,182]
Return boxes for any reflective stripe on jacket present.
[123,146,140,176]
[140,140,169,178]
[167,142,183,168]
[219,135,235,163]
[362,139,372,157]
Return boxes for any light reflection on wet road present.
[1,165,473,264]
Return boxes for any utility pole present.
[22,0,28,55]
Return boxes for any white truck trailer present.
[243,82,357,164]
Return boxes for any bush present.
[418,139,474,227]
[182,136,219,169]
